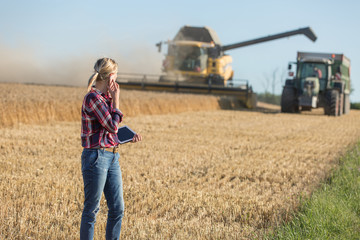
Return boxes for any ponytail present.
[87,72,98,92]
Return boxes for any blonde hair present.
[87,58,118,92]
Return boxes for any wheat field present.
[1,83,360,239]
[0,83,235,128]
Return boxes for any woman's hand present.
[132,133,142,143]
[107,76,120,109]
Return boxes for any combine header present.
[117,26,317,109]
[117,73,257,108]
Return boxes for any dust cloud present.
[0,40,163,87]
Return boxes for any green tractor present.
[281,52,351,116]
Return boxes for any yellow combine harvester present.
[159,40,234,85]
[118,26,317,109]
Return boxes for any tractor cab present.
[297,60,330,94]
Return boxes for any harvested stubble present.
[1,83,360,239]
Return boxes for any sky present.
[1,0,359,102]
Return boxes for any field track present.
[1,83,360,239]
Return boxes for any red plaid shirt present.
[81,88,123,148]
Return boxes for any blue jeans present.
[80,149,125,240]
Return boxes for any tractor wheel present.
[338,93,343,116]
[343,94,350,115]
[281,87,298,113]
[324,90,339,116]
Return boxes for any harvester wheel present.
[343,94,350,114]
[324,90,339,116]
[281,87,298,113]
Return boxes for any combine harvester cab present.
[118,26,317,109]
[281,52,351,116]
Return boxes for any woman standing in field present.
[80,58,142,240]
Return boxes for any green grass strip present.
[267,141,360,240]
